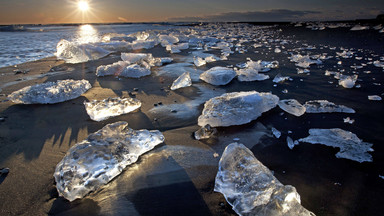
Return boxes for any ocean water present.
[0,23,175,68]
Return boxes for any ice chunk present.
[278,99,306,117]
[336,50,354,59]
[289,54,322,68]
[96,61,151,78]
[84,97,141,121]
[121,53,172,67]
[273,73,290,83]
[159,34,179,46]
[194,56,206,67]
[368,95,382,101]
[236,68,270,82]
[298,128,373,163]
[54,121,165,201]
[214,143,315,216]
[194,124,218,140]
[198,91,279,127]
[120,53,151,64]
[8,79,91,104]
[272,127,281,138]
[343,117,355,124]
[373,61,384,68]
[287,136,296,149]
[166,43,189,53]
[304,100,355,113]
[200,66,236,86]
[338,75,358,88]
[350,25,369,31]
[170,72,192,90]
[275,48,282,53]
[55,39,110,64]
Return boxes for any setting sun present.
[78,1,89,12]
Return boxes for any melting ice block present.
[194,124,218,140]
[96,61,151,78]
[368,95,382,101]
[84,97,141,121]
[304,100,355,113]
[289,54,322,68]
[298,128,373,163]
[338,75,358,88]
[236,68,270,82]
[170,72,192,90]
[8,79,91,104]
[198,91,279,127]
[215,143,315,216]
[199,66,236,86]
[55,39,110,64]
[273,73,290,83]
[278,99,306,117]
[54,121,165,201]
[272,127,281,138]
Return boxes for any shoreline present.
[0,23,384,215]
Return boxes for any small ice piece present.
[96,61,151,78]
[198,91,279,127]
[8,79,91,104]
[350,25,369,31]
[297,68,310,74]
[274,48,282,53]
[120,53,151,64]
[368,95,382,101]
[213,153,219,158]
[338,75,358,88]
[287,136,295,149]
[194,56,206,67]
[166,43,189,53]
[298,128,374,163]
[373,61,384,68]
[343,117,355,124]
[170,72,192,90]
[199,66,236,86]
[54,121,165,201]
[289,54,322,68]
[194,124,218,140]
[55,39,110,64]
[278,99,306,117]
[273,73,290,83]
[84,97,141,121]
[237,68,270,82]
[214,143,315,216]
[272,127,281,138]
[380,175,384,180]
[304,100,355,113]
[159,34,179,46]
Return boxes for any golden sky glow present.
[0,0,383,24]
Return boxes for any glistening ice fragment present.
[215,143,315,216]
[298,128,373,163]
[198,91,279,127]
[8,79,91,104]
[54,121,165,201]
[84,97,142,121]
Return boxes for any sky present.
[0,0,383,24]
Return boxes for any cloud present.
[168,9,322,22]
[118,17,129,22]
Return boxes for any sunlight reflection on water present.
[76,24,100,44]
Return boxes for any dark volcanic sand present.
[0,24,383,216]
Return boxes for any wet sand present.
[0,24,384,215]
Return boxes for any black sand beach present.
[0,23,384,215]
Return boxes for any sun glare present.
[78,1,89,11]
